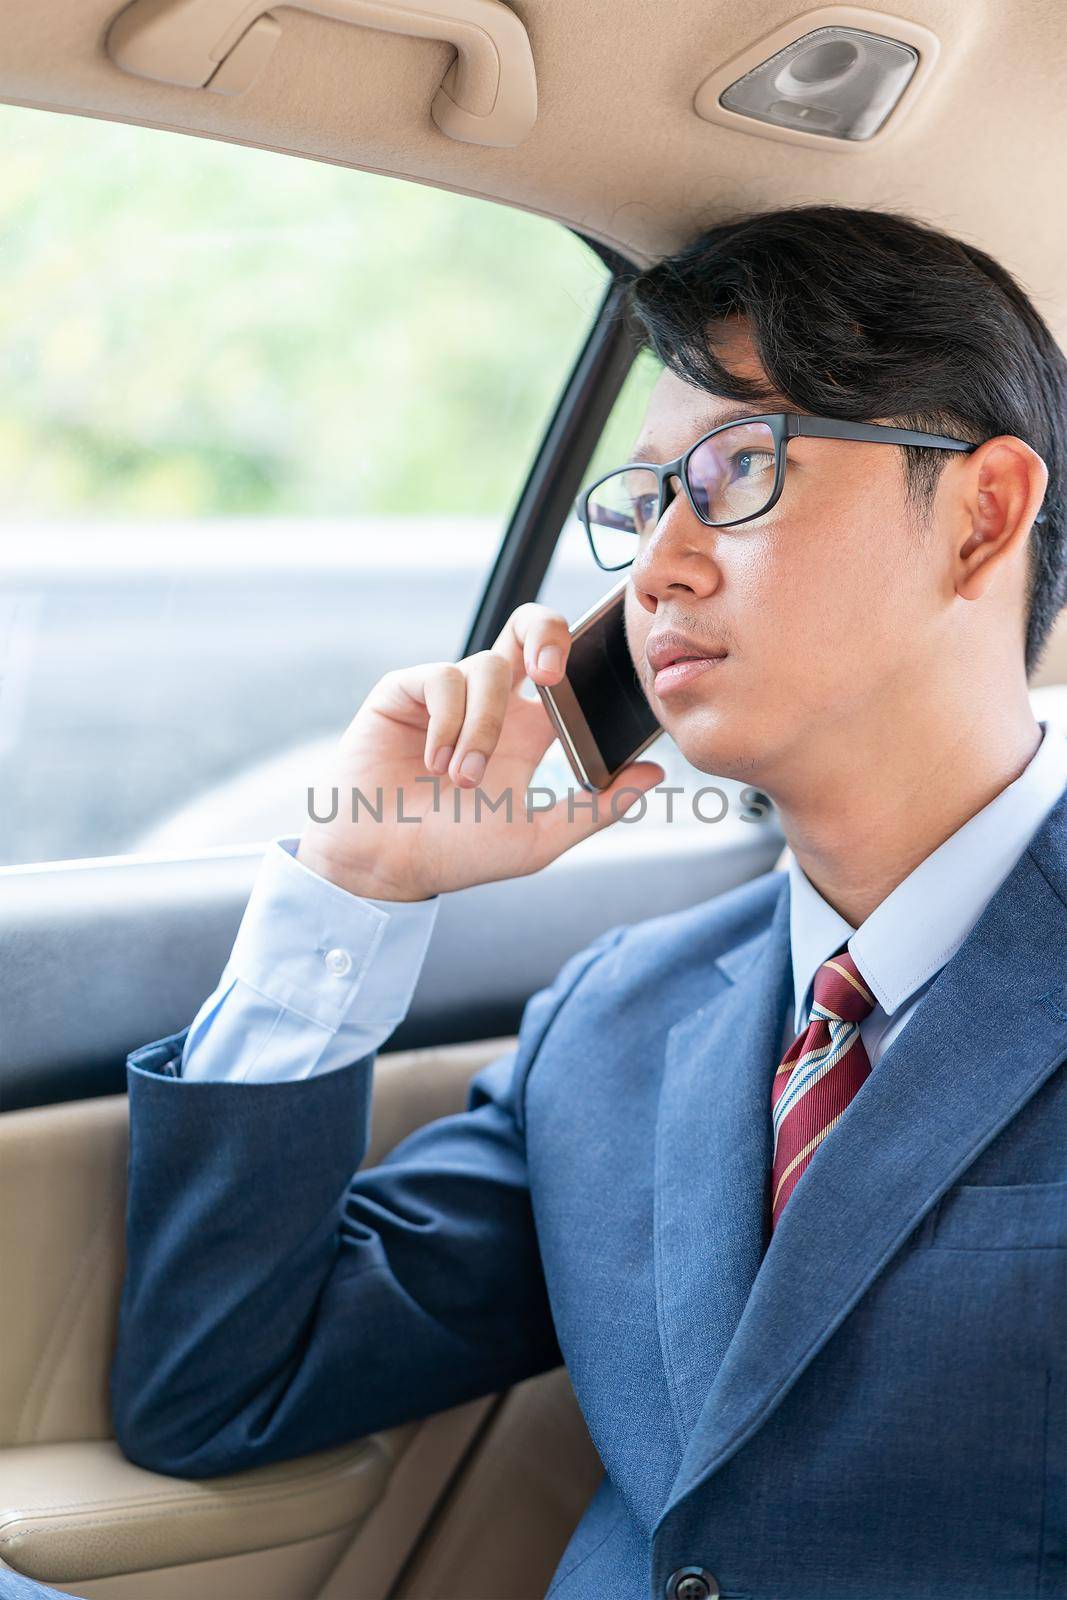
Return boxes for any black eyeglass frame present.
[575,411,1018,573]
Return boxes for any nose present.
[630,474,722,612]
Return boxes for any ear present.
[953,435,1048,601]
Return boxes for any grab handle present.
[106,0,538,146]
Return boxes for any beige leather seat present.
[0,1040,605,1599]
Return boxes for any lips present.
[644,631,728,674]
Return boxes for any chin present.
[670,711,766,785]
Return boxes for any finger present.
[446,650,513,787]
[370,660,457,731]
[441,689,565,793]
[419,663,468,774]
[505,692,567,768]
[490,603,573,690]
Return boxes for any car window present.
[537,348,778,842]
[0,104,607,868]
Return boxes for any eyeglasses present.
[575,411,1022,573]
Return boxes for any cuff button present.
[324,947,353,977]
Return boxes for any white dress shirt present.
[783,718,1067,1062]
[180,721,1067,1084]
[179,840,440,1082]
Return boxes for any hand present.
[295,602,665,900]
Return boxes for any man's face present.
[623,323,950,788]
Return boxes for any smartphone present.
[536,576,663,792]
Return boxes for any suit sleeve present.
[109,923,626,1479]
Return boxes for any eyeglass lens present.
[584,420,777,569]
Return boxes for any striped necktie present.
[769,945,877,1233]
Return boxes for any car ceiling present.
[2,0,1066,340]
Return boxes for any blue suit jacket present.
[111,789,1067,1600]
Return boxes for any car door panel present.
[0,1038,516,1596]
[1,825,783,1114]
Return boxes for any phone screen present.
[566,594,662,774]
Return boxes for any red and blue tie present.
[769,945,877,1233]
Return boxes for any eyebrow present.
[632,405,788,462]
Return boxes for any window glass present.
[537,349,778,843]
[0,105,606,868]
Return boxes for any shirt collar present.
[787,719,1067,1034]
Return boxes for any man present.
[111,205,1067,1600]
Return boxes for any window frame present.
[463,236,640,653]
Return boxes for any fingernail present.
[431,745,453,774]
[459,751,486,783]
[537,645,562,674]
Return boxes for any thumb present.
[591,761,667,832]
[538,760,665,854]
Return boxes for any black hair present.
[625,204,1067,678]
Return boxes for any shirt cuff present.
[225,835,440,1032]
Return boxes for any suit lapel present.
[654,792,1067,1523]
[653,878,792,1448]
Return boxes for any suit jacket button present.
[665,1568,719,1600]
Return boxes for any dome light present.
[720,26,918,141]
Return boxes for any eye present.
[634,493,659,532]
[731,449,775,478]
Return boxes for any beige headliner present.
[2,0,1066,337]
